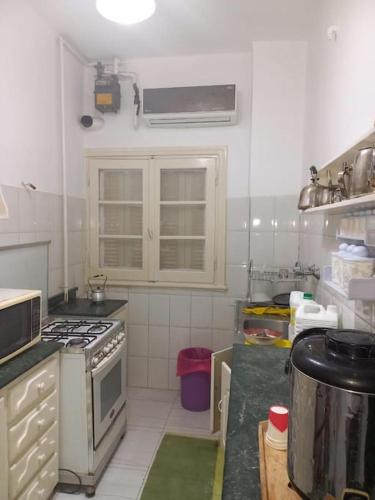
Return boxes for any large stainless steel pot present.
[287,328,375,500]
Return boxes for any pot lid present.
[291,328,375,393]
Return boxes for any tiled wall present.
[249,194,301,300]
[105,193,303,390]
[299,212,375,332]
[0,185,87,298]
[106,196,250,390]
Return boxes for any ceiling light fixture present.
[96,0,156,25]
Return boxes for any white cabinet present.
[210,347,233,447]
[0,353,59,500]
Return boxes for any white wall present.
[250,41,307,197]
[84,52,252,199]
[304,0,375,170]
[300,0,375,332]
[0,0,85,197]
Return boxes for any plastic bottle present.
[289,292,316,342]
[295,303,338,337]
[288,291,304,342]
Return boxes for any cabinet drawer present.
[9,421,57,499]
[8,357,58,422]
[17,452,58,500]
[9,390,57,464]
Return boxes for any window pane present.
[100,205,142,235]
[160,205,205,236]
[160,240,205,271]
[160,169,206,201]
[100,170,143,201]
[100,238,142,269]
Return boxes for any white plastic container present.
[342,255,375,293]
[288,291,304,341]
[295,303,338,337]
[289,293,316,342]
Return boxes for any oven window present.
[0,302,31,359]
[100,360,122,421]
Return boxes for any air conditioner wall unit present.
[142,84,237,128]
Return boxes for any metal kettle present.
[298,166,325,210]
[350,147,375,198]
[88,274,107,303]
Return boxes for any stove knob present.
[92,356,100,367]
[118,332,125,341]
[112,338,118,346]
[103,345,111,354]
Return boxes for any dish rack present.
[245,260,320,304]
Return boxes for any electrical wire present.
[57,468,82,494]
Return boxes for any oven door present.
[92,340,127,448]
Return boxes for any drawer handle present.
[218,400,223,413]
[37,419,46,428]
[38,453,46,462]
[37,382,46,392]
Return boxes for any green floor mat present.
[140,434,218,500]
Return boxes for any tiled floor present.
[53,388,215,500]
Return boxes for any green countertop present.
[222,343,290,500]
[0,342,61,390]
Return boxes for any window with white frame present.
[87,148,227,289]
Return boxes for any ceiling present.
[27,0,314,60]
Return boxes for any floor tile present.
[96,464,147,499]
[166,407,210,428]
[111,428,162,468]
[127,399,173,429]
[128,387,179,403]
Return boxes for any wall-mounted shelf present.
[323,266,375,301]
[304,193,375,214]
[316,126,375,186]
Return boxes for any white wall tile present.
[128,325,149,357]
[212,297,235,330]
[250,196,275,232]
[191,296,213,328]
[226,231,249,265]
[212,330,234,351]
[168,360,180,390]
[129,293,149,325]
[149,294,170,326]
[128,356,148,387]
[274,232,299,267]
[170,295,191,327]
[190,328,212,350]
[148,358,169,389]
[274,195,300,232]
[249,232,274,267]
[226,264,248,298]
[149,326,169,358]
[18,190,36,233]
[169,327,190,359]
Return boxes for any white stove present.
[42,318,126,369]
[42,317,127,496]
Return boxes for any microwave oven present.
[0,289,42,365]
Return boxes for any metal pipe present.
[59,36,88,303]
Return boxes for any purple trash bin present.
[177,348,213,412]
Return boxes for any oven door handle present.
[91,340,126,377]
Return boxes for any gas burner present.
[51,323,74,334]
[87,324,109,334]
[66,337,89,348]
